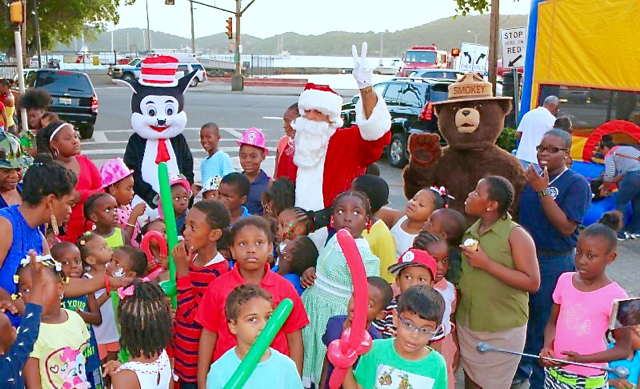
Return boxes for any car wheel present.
[78,125,94,140]
[190,78,199,87]
[123,73,135,82]
[387,133,408,168]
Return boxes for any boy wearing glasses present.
[347,285,447,389]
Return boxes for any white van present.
[152,52,207,87]
[175,62,207,87]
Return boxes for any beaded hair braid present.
[332,191,372,218]
[118,280,172,359]
[280,207,313,238]
[12,254,67,300]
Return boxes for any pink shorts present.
[98,342,120,360]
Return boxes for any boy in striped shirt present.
[172,200,232,388]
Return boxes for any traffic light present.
[9,1,23,24]
[226,17,233,40]
[451,48,460,57]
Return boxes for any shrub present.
[497,127,517,153]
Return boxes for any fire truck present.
[396,44,449,77]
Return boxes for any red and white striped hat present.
[139,56,179,87]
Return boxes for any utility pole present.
[33,0,42,68]
[145,0,152,52]
[186,0,256,91]
[21,0,27,66]
[488,0,500,95]
[190,1,196,53]
[9,1,29,131]
[231,0,242,91]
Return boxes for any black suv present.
[341,78,452,168]
[25,70,98,139]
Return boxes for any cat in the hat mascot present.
[276,43,392,213]
[116,56,196,209]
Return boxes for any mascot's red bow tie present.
[156,139,170,164]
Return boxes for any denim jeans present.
[616,170,640,234]
[515,252,575,388]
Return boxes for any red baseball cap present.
[388,249,437,280]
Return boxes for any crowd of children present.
[0,117,638,389]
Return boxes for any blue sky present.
[113,0,531,39]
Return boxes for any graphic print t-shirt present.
[354,338,447,389]
[30,309,91,389]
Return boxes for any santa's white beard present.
[291,117,338,211]
[292,118,337,168]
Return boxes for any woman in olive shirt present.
[457,176,540,389]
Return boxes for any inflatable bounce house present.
[519,0,640,225]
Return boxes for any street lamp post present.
[467,29,483,47]
[467,29,483,73]
[184,0,256,91]
[190,1,196,53]
[145,0,152,52]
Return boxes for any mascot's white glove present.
[352,42,373,90]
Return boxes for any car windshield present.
[129,59,141,66]
[192,64,204,70]
[430,83,450,102]
[413,71,461,80]
[404,51,437,64]
[35,71,92,94]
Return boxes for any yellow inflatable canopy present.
[531,0,640,107]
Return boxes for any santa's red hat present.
[298,83,344,127]
[139,56,179,87]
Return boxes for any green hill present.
[55,14,528,56]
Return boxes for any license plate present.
[59,97,72,105]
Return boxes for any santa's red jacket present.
[276,97,391,211]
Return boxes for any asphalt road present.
[89,83,639,388]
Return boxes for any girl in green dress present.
[300,191,381,387]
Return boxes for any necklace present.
[548,167,569,187]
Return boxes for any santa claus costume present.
[276,83,391,212]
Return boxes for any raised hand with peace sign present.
[351,42,374,90]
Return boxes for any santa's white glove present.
[352,43,373,90]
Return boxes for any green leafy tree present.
[454,0,492,15]
[1,0,136,53]
[454,0,520,15]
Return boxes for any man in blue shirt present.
[516,129,592,388]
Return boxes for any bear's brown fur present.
[403,98,526,222]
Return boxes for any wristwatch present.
[538,188,550,198]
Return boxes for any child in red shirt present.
[172,201,232,388]
[195,216,309,388]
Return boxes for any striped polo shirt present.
[174,253,230,383]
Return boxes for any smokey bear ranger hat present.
[433,73,512,105]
